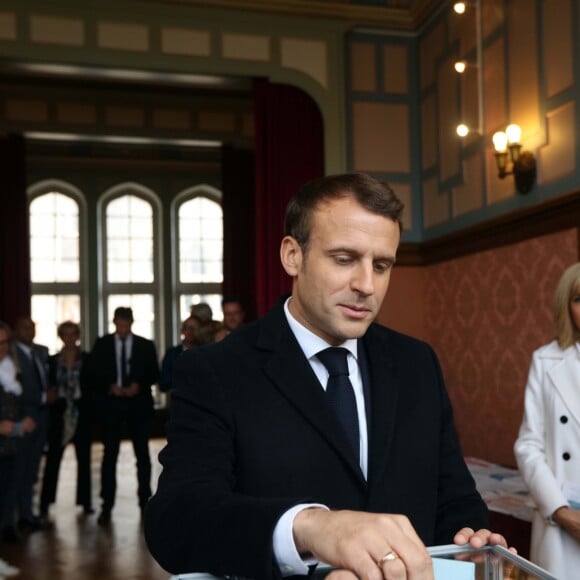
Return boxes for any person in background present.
[145,173,510,579]
[212,323,229,343]
[190,303,220,346]
[88,307,159,526]
[0,321,36,572]
[39,321,94,520]
[10,317,54,533]
[190,303,213,327]
[159,317,200,392]
[514,262,580,579]
[221,296,246,334]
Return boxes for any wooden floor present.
[2,439,170,580]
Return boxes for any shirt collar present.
[283,297,358,362]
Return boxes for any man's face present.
[222,302,245,331]
[281,195,400,345]
[14,318,35,346]
[114,317,133,339]
[181,317,199,349]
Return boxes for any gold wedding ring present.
[378,550,399,567]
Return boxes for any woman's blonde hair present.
[553,263,580,349]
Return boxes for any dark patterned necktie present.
[317,347,360,461]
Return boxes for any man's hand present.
[110,384,125,397]
[124,382,139,397]
[293,508,434,579]
[21,416,36,434]
[0,420,14,436]
[111,382,139,397]
[553,506,580,543]
[454,527,516,553]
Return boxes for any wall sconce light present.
[456,124,470,137]
[492,124,536,194]
[456,123,480,137]
[453,2,467,14]
[454,60,477,74]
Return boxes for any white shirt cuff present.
[273,503,329,577]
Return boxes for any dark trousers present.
[40,398,93,512]
[99,398,152,510]
[0,456,16,528]
[10,406,48,523]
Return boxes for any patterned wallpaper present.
[424,229,578,466]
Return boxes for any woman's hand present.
[553,507,580,543]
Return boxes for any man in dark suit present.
[9,317,54,535]
[145,173,508,579]
[88,307,159,525]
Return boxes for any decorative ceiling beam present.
[142,0,444,30]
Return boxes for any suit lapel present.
[363,326,400,488]
[547,347,580,425]
[258,306,366,487]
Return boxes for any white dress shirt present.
[273,298,369,576]
[0,356,22,396]
[115,333,133,385]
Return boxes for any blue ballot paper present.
[432,557,475,580]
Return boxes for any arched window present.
[174,186,223,327]
[28,181,85,353]
[101,184,161,341]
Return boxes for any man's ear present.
[280,236,302,276]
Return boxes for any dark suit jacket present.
[47,350,94,411]
[145,302,488,579]
[15,342,49,419]
[159,344,185,392]
[87,333,159,416]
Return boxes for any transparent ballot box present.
[173,544,556,580]
[424,544,556,580]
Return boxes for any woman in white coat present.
[514,263,580,579]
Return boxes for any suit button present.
[563,452,571,461]
[560,415,568,423]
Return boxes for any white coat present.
[514,340,580,579]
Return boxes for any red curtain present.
[0,133,30,326]
[253,79,324,316]
[221,145,257,322]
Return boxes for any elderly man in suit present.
[88,307,159,525]
[9,317,54,534]
[145,173,509,579]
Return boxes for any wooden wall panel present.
[543,0,573,99]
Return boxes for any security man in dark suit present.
[88,307,159,525]
[145,173,510,579]
[11,317,53,533]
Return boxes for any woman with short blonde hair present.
[552,262,580,349]
[514,263,580,578]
